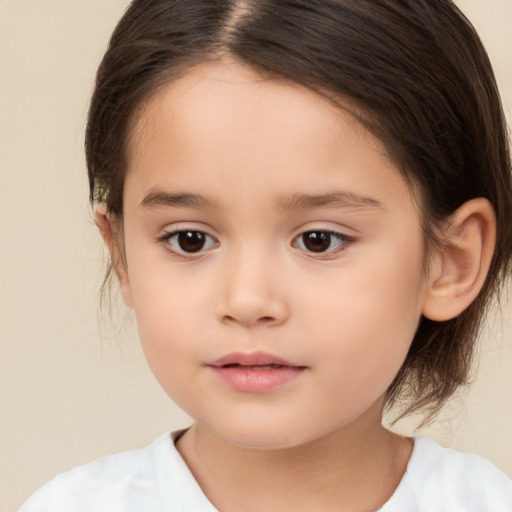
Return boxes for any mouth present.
[220,363,290,370]
[207,352,307,393]
[208,351,304,368]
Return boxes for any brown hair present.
[86,0,512,422]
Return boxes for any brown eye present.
[166,230,217,254]
[302,231,331,252]
[294,231,350,254]
[177,231,205,252]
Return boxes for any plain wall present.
[0,1,511,510]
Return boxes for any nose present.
[215,249,289,328]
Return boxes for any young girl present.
[21,0,512,510]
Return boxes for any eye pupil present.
[177,231,206,252]
[302,231,331,252]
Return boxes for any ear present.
[421,198,496,321]
[94,204,133,309]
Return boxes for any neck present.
[176,412,412,512]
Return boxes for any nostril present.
[221,314,277,326]
[216,293,288,327]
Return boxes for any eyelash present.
[157,229,353,259]
[292,230,353,259]
[157,230,218,258]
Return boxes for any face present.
[117,60,431,449]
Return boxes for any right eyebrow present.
[139,189,217,210]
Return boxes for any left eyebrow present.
[275,191,384,211]
[139,188,217,209]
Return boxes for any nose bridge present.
[216,241,288,327]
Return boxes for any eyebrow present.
[140,189,217,209]
[275,191,384,211]
[139,188,383,212]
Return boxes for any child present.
[20,0,512,510]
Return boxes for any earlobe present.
[422,198,496,322]
[94,204,133,309]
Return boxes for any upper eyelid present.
[295,228,351,236]
[160,228,218,243]
[157,222,355,242]
[158,226,353,239]
[292,230,353,245]
[291,223,355,239]
[160,222,218,236]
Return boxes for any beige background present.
[0,1,511,510]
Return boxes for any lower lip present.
[209,365,306,393]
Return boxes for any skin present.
[98,60,496,511]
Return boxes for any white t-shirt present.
[20,431,512,512]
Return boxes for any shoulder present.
[19,431,214,512]
[382,436,512,512]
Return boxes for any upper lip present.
[208,351,305,368]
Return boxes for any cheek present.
[125,236,210,338]
[124,259,205,373]
[132,285,199,350]
[307,245,425,386]
[131,292,205,412]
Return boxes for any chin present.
[204,416,324,451]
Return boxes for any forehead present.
[124,60,415,215]
[129,59,387,166]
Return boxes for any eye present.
[163,230,218,254]
[293,230,351,254]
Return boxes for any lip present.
[207,351,307,393]
[209,351,300,368]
